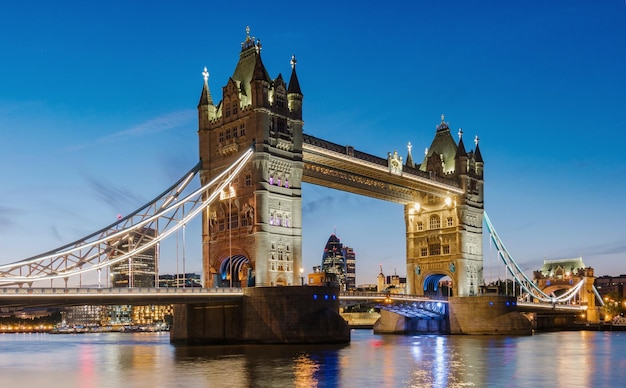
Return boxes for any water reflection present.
[173,342,347,387]
[2,330,626,387]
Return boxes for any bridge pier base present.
[170,286,350,345]
[373,309,448,334]
[448,296,532,335]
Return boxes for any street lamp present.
[220,182,236,288]
[300,268,304,286]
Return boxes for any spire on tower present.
[287,54,302,95]
[406,141,415,168]
[198,66,213,106]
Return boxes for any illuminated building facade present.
[110,227,157,288]
[343,246,356,291]
[322,234,344,289]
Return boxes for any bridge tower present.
[198,27,304,287]
[405,117,484,297]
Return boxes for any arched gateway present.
[198,28,485,296]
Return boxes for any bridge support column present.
[373,309,449,334]
[448,296,532,335]
[170,286,350,345]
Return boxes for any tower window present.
[239,123,246,137]
[447,217,454,227]
[245,173,252,187]
[232,101,238,115]
[429,215,441,229]
[429,243,441,256]
[277,119,286,133]
[417,221,423,231]
[219,131,225,142]
[276,94,285,108]
[443,245,450,254]
[229,212,238,229]
[421,248,428,256]
[232,127,237,139]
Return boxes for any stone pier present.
[448,296,532,335]
[170,286,350,345]
[373,309,449,334]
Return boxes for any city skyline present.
[1,1,626,286]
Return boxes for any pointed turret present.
[405,142,415,168]
[250,40,270,107]
[198,66,217,129]
[474,135,483,163]
[287,55,303,119]
[473,135,484,177]
[420,114,458,176]
[287,55,302,95]
[455,128,468,175]
[198,67,214,107]
[455,128,467,158]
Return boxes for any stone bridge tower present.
[198,28,304,287]
[405,116,484,297]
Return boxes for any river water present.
[1,329,625,387]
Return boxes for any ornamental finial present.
[246,26,251,40]
[202,66,209,84]
[458,128,463,140]
[474,135,480,146]
[407,141,412,154]
[291,55,297,69]
[441,113,445,123]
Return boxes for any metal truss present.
[484,212,599,305]
[377,300,447,319]
[0,146,254,287]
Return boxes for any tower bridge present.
[0,28,605,341]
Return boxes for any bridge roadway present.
[0,288,444,308]
[0,287,584,316]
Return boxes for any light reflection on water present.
[1,330,625,387]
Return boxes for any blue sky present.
[1,1,625,286]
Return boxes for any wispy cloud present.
[0,206,25,232]
[575,240,626,258]
[85,176,145,215]
[67,109,196,151]
[303,195,335,214]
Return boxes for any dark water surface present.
[1,329,625,387]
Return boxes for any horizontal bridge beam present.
[302,134,462,204]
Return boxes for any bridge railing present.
[339,291,448,303]
[0,287,244,295]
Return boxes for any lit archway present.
[219,255,252,287]
[423,274,453,297]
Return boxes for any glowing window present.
[429,215,440,229]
